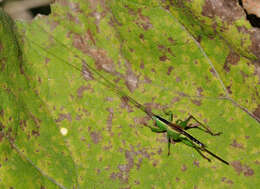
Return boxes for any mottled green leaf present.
[1,0,259,188]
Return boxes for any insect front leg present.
[167,134,171,156]
[163,110,173,122]
[146,125,166,133]
[166,131,182,156]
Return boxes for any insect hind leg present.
[179,115,222,136]
[179,137,211,162]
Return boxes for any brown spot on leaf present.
[77,85,91,98]
[55,113,72,122]
[196,35,202,43]
[171,97,180,104]
[90,49,115,73]
[152,127,166,141]
[176,76,181,82]
[254,160,260,165]
[193,160,200,167]
[110,172,117,180]
[227,84,232,94]
[87,29,96,45]
[103,141,112,151]
[144,102,163,113]
[197,87,203,96]
[223,63,230,72]
[134,180,140,185]
[125,70,139,92]
[116,150,135,183]
[231,161,254,176]
[227,180,234,185]
[159,55,168,62]
[129,48,134,52]
[255,64,260,86]
[37,76,42,84]
[0,109,4,117]
[136,158,143,170]
[134,115,150,127]
[209,68,217,77]
[73,34,115,74]
[106,108,113,132]
[0,58,6,72]
[67,12,79,24]
[224,51,240,72]
[168,37,176,44]
[191,99,201,106]
[80,136,86,142]
[249,31,260,59]
[167,48,175,57]
[0,132,4,142]
[243,165,254,176]
[76,113,82,120]
[120,97,134,113]
[30,113,41,128]
[90,131,102,144]
[143,76,152,84]
[178,92,188,97]
[157,148,162,155]
[230,139,244,149]
[73,33,89,53]
[167,66,174,75]
[32,130,40,137]
[181,164,187,172]
[140,61,144,69]
[109,13,122,28]
[140,23,152,31]
[45,57,50,65]
[253,104,260,118]
[241,70,250,83]
[152,161,157,167]
[139,33,144,40]
[221,177,233,185]
[0,121,4,131]
[138,8,153,30]
[158,44,165,50]
[124,5,136,16]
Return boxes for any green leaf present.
[1,0,259,188]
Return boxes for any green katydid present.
[26,23,229,165]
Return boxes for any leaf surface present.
[1,0,259,188]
